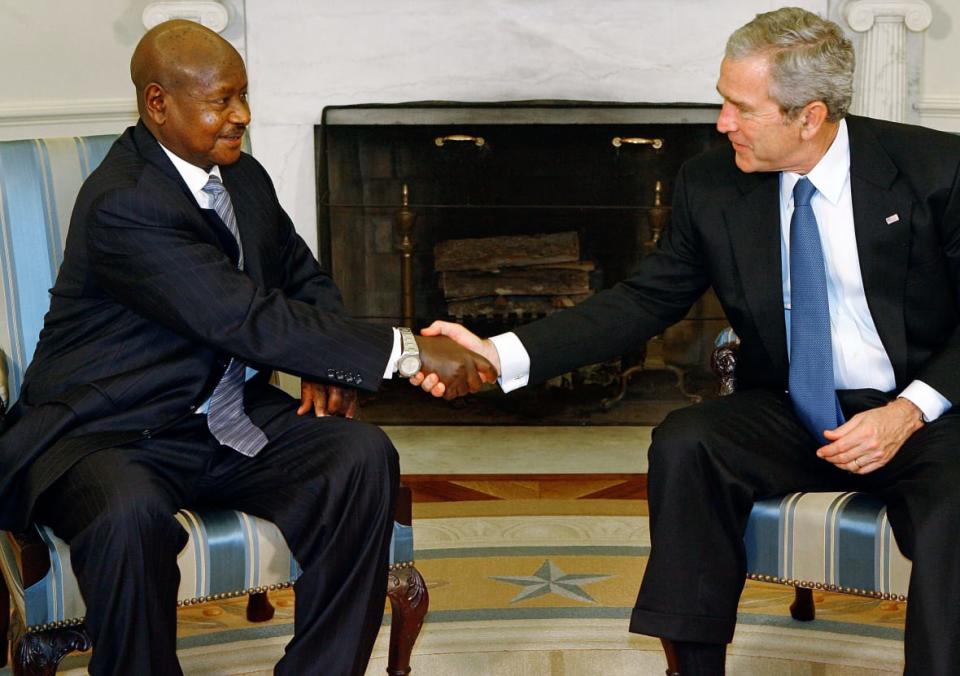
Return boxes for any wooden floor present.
[402,473,647,502]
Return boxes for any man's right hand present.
[412,333,497,399]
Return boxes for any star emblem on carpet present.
[491,559,612,603]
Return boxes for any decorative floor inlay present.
[38,499,905,676]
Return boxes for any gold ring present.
[854,457,863,468]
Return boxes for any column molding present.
[142,1,230,32]
[842,0,932,122]
[844,0,932,32]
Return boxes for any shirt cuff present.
[489,332,530,393]
[383,328,401,378]
[899,380,952,422]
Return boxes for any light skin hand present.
[817,398,924,474]
[297,380,359,418]
[410,321,501,397]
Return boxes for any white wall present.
[916,0,960,132]
[1,0,958,252]
[0,0,246,139]
[0,0,145,138]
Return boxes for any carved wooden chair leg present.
[1,572,9,668]
[11,624,91,676]
[789,586,816,621]
[660,637,681,676]
[386,563,429,676]
[245,590,276,622]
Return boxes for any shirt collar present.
[781,117,849,207]
[157,143,222,202]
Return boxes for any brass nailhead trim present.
[746,573,907,602]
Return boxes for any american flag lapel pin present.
[885,214,900,224]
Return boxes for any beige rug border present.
[414,498,647,519]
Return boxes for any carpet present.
[12,499,905,675]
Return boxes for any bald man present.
[0,20,490,675]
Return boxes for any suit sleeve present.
[513,163,712,385]
[912,157,960,405]
[86,187,392,391]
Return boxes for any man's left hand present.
[297,380,359,418]
[817,398,924,474]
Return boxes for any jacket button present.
[142,429,152,437]
[189,405,197,412]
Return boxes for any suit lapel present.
[847,117,911,385]
[724,170,788,374]
[220,163,262,282]
[130,122,242,266]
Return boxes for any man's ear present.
[143,83,168,125]
[799,101,828,140]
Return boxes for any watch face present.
[398,354,422,377]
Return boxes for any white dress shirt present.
[492,119,950,421]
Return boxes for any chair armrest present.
[395,484,412,526]
[710,327,741,396]
[7,527,51,588]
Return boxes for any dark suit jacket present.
[0,122,393,531]
[515,115,960,407]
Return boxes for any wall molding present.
[914,95,960,118]
[142,1,230,32]
[0,98,137,129]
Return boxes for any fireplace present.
[315,102,729,424]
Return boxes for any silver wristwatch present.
[396,327,422,377]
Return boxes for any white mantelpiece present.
[843,0,932,122]
[244,0,828,255]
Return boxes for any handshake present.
[298,320,500,419]
[409,321,500,399]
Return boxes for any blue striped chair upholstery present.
[746,491,910,600]
[0,135,425,674]
[712,329,911,613]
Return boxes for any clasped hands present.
[297,321,498,419]
[408,321,499,398]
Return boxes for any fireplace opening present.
[315,102,729,425]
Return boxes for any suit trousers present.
[628,388,960,676]
[34,382,399,676]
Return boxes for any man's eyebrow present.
[716,87,747,108]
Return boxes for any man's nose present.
[716,102,737,133]
[230,99,251,126]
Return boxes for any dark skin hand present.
[415,335,497,400]
[297,380,359,418]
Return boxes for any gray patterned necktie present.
[201,175,267,456]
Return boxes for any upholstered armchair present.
[0,135,428,675]
[660,328,910,675]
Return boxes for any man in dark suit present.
[0,19,492,676]
[413,7,960,674]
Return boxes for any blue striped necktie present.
[788,177,844,442]
[201,175,268,456]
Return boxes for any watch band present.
[396,327,422,377]
[399,326,418,355]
